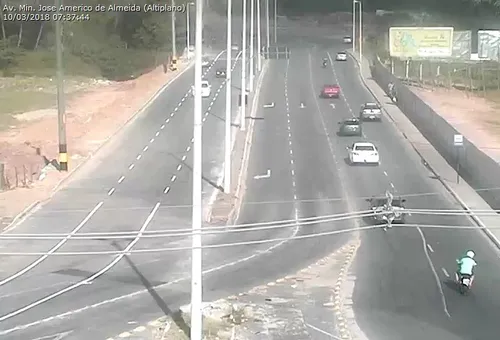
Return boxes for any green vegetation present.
[0,0,189,80]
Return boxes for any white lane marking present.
[128,164,135,170]
[177,164,182,171]
[442,268,450,277]
[164,187,170,194]
[118,176,125,184]
[155,131,160,137]
[107,188,115,196]
[160,125,165,130]
[136,155,142,160]
[0,202,104,287]
[171,175,177,182]
[149,138,155,143]
[305,323,340,339]
[417,227,451,318]
[166,118,170,123]
[284,57,302,252]
[181,155,187,161]
[186,146,191,152]
[390,182,395,188]
[383,171,388,176]
[143,146,148,152]
[426,244,434,253]
[0,203,161,322]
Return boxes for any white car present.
[343,36,352,44]
[192,80,211,98]
[336,52,347,61]
[347,142,380,165]
[231,45,239,51]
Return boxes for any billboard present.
[478,30,500,61]
[389,27,454,58]
[452,31,471,60]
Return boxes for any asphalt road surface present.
[2,17,500,340]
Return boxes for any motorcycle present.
[457,273,473,295]
[322,61,327,68]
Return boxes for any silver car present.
[360,102,382,121]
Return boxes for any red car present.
[320,84,340,98]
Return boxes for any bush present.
[5,50,101,78]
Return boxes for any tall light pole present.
[55,0,67,171]
[249,0,255,90]
[190,0,203,338]
[359,0,363,70]
[240,0,247,131]
[171,0,177,58]
[256,0,262,71]
[186,2,194,58]
[273,0,277,44]
[265,0,270,49]
[352,0,356,53]
[224,0,232,193]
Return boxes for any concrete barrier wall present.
[371,58,500,211]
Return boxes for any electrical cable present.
[1,222,499,257]
[0,210,377,240]
[32,186,500,214]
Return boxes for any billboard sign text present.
[389,27,454,58]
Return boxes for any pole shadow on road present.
[168,152,225,193]
[111,241,191,337]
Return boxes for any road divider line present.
[417,227,451,318]
[0,201,104,287]
[0,202,161,322]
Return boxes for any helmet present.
[466,250,475,258]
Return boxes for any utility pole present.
[224,0,232,193]
[171,0,177,58]
[190,0,203,338]
[273,0,277,44]
[55,0,67,171]
[359,0,363,72]
[186,3,191,58]
[256,0,261,71]
[249,0,255,90]
[240,0,247,131]
[352,0,356,53]
[265,0,270,49]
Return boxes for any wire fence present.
[0,162,43,190]
[385,57,500,93]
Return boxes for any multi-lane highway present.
[0,48,248,339]
[2,16,500,340]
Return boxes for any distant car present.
[231,45,239,51]
[336,51,347,61]
[320,84,340,98]
[343,36,352,44]
[360,102,382,121]
[346,142,379,165]
[338,118,362,136]
[202,57,211,67]
[366,196,407,224]
[191,80,211,98]
[215,68,226,78]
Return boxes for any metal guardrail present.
[371,57,500,211]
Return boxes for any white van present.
[192,80,211,98]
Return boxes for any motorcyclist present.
[456,250,477,285]
[322,58,328,67]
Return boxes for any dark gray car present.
[338,118,362,136]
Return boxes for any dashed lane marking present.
[442,268,450,277]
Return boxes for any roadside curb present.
[51,60,195,194]
[347,50,500,249]
[4,60,195,232]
